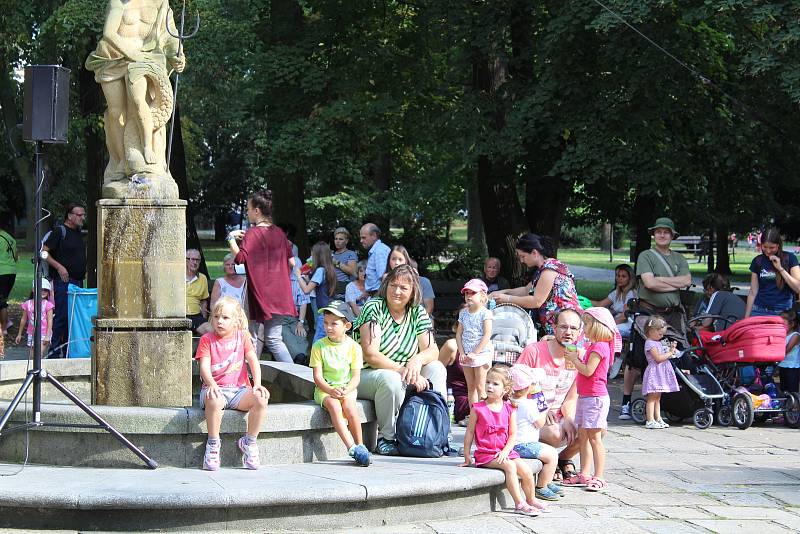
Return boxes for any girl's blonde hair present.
[582,314,614,342]
[487,365,513,400]
[643,315,668,336]
[211,296,249,331]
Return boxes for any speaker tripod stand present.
[0,139,157,469]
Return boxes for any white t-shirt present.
[514,397,544,444]
[607,289,636,321]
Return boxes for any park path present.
[332,379,800,534]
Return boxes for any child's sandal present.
[585,477,607,492]
[514,502,540,517]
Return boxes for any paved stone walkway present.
[336,380,800,534]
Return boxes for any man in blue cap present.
[619,217,691,419]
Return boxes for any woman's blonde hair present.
[486,365,513,400]
[211,296,249,331]
[643,315,668,336]
[582,314,613,342]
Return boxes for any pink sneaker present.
[237,436,260,470]
[203,441,220,471]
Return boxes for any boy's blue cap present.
[318,300,355,323]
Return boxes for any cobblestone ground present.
[339,381,800,534]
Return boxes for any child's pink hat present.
[510,364,546,391]
[583,306,623,353]
[461,278,488,294]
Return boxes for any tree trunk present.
[79,62,104,288]
[466,188,486,254]
[271,174,309,258]
[365,151,391,232]
[213,211,227,241]
[171,104,208,280]
[473,50,527,283]
[632,194,656,265]
[525,174,571,253]
[706,227,715,273]
[715,225,731,275]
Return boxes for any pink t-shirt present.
[194,330,254,388]
[576,341,611,397]
[21,299,54,336]
[516,340,578,413]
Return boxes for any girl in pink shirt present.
[15,280,54,358]
[563,307,621,492]
[461,366,544,516]
[196,297,270,470]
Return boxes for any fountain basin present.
[0,359,376,468]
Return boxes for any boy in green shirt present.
[310,300,371,466]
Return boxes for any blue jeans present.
[750,304,787,317]
[51,277,82,357]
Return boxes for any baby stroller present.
[490,303,537,365]
[629,313,726,429]
[696,316,800,430]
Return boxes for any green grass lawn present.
[558,247,756,284]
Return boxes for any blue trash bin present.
[67,284,97,358]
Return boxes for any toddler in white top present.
[510,364,562,502]
[456,278,494,406]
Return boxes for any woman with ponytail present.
[489,234,581,335]
[228,190,297,363]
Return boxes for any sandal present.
[585,477,607,492]
[528,499,552,512]
[556,459,577,483]
[561,473,591,487]
[514,502,540,517]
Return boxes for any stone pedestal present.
[94,200,191,407]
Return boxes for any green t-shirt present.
[0,230,17,276]
[309,335,363,389]
[352,298,433,368]
[636,248,690,308]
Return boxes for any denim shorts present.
[513,441,544,459]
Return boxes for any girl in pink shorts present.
[563,307,621,492]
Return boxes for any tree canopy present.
[2,0,800,278]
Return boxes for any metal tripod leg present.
[44,372,158,469]
[0,371,37,433]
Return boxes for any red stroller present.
[697,316,800,429]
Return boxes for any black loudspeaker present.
[23,65,70,143]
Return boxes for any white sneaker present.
[657,419,669,428]
[645,420,660,429]
[619,403,631,420]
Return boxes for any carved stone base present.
[93,319,192,407]
[102,173,179,200]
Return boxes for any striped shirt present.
[352,298,433,368]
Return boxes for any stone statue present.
[86,0,186,199]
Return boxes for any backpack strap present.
[0,232,16,263]
[649,248,677,275]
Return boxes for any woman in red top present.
[228,190,296,363]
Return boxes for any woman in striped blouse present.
[353,264,445,456]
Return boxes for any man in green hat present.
[619,217,691,420]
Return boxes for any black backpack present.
[396,385,450,458]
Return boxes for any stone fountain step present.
[0,455,542,531]
[0,398,377,468]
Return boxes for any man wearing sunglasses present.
[42,203,87,358]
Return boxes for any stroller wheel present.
[785,392,800,429]
[732,393,755,430]
[631,398,646,424]
[717,405,732,427]
[693,408,713,429]
[663,411,683,424]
